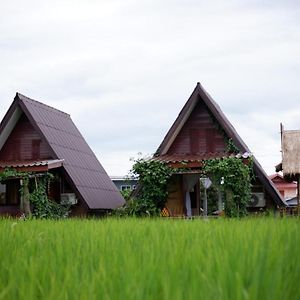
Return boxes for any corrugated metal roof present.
[3,93,125,209]
[0,159,64,168]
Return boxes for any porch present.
[0,159,80,217]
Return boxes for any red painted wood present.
[168,101,226,155]
[32,139,41,159]
[0,114,53,161]
[206,128,216,153]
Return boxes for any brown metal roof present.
[155,83,285,207]
[0,93,125,209]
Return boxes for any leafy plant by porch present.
[114,158,174,216]
[203,157,253,217]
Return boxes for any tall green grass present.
[0,217,299,300]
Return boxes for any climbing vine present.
[0,168,70,219]
[226,138,240,154]
[28,176,70,219]
[203,157,253,217]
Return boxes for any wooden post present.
[280,123,284,146]
[20,179,31,217]
[20,179,24,213]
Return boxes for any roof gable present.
[0,93,125,209]
[156,83,250,156]
[155,83,285,207]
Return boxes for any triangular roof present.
[0,93,125,209]
[155,82,285,207]
[269,173,297,187]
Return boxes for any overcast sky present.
[0,0,299,176]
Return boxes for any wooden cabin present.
[0,93,125,217]
[154,83,285,217]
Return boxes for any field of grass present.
[0,217,299,300]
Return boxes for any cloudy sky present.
[0,0,299,176]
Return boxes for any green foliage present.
[113,198,159,217]
[200,183,219,214]
[0,168,28,181]
[115,186,159,217]
[203,157,253,217]
[131,158,174,208]
[115,158,174,216]
[226,138,240,154]
[28,176,70,219]
[120,188,132,201]
[0,218,299,299]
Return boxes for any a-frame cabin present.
[154,83,285,216]
[0,93,125,216]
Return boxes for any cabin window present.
[121,185,131,191]
[32,139,41,159]
[0,181,20,205]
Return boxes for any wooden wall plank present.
[0,114,53,161]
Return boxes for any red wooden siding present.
[0,114,53,161]
[168,99,226,155]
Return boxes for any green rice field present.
[0,217,299,300]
